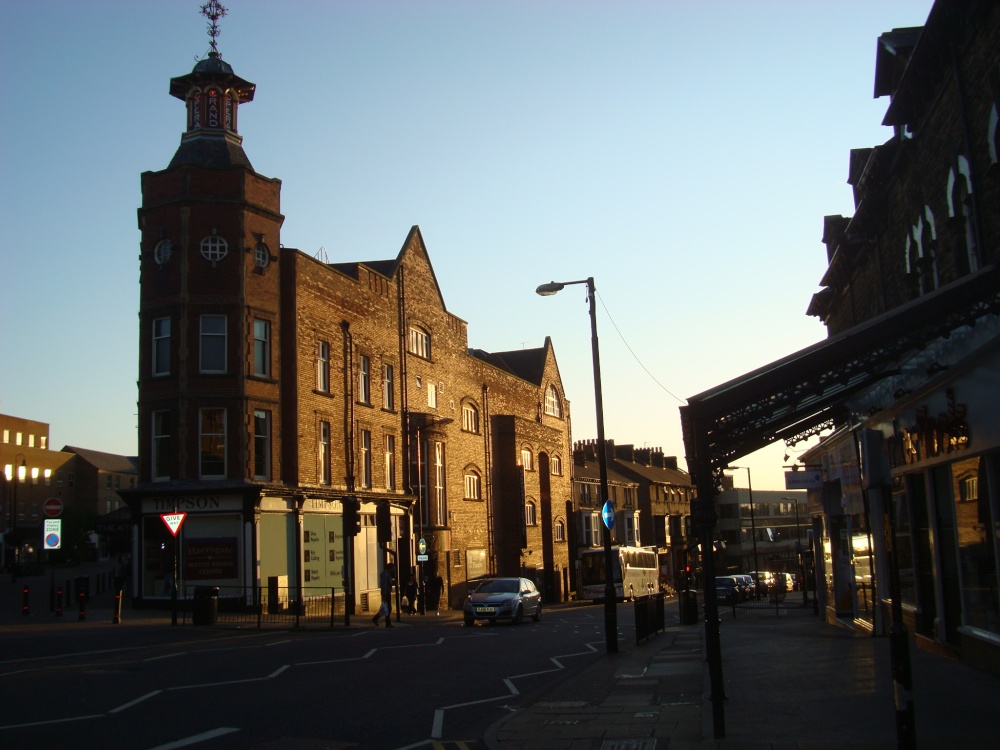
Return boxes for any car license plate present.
[476,606,495,614]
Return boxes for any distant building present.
[1,414,136,565]
[570,440,693,595]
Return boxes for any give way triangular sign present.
[161,512,187,537]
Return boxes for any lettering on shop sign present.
[885,388,969,467]
[152,496,222,511]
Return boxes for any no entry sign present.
[43,497,64,517]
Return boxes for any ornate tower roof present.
[167,2,256,170]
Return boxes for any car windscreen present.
[478,579,518,594]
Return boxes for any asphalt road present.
[0,603,619,749]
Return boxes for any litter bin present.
[192,586,219,626]
[679,589,699,625]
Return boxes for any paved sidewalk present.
[487,603,1000,750]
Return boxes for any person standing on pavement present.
[372,564,394,628]
[404,567,418,615]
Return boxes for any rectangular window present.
[253,319,270,378]
[428,382,437,408]
[200,315,227,373]
[317,341,330,392]
[358,355,371,403]
[551,456,562,475]
[433,441,446,525]
[408,326,430,358]
[521,448,534,471]
[254,409,271,480]
[153,317,171,376]
[319,421,331,485]
[382,364,394,410]
[152,410,171,481]
[2,430,8,443]
[199,408,226,478]
[360,429,372,489]
[384,434,396,490]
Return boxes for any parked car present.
[715,576,740,604]
[734,574,756,600]
[463,577,542,626]
[750,570,774,596]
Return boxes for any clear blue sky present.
[0,1,931,490]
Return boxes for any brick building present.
[799,0,1000,672]
[681,1,1000,701]
[125,28,573,612]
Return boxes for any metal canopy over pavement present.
[680,263,1000,477]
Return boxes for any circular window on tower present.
[153,239,173,265]
[200,234,228,263]
[254,240,271,269]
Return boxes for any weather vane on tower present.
[201,0,228,55]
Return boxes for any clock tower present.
[136,1,284,489]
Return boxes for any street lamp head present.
[535,281,565,296]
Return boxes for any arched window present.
[462,402,480,433]
[554,518,566,542]
[525,500,537,527]
[544,385,562,417]
[408,325,431,359]
[464,469,482,500]
[520,447,534,471]
[550,455,562,475]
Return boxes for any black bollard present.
[77,590,86,621]
[22,585,30,616]
[55,587,63,617]
[112,589,123,624]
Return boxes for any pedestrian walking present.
[372,564,394,628]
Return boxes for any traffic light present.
[376,502,391,544]
[343,496,361,536]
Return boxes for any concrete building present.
[125,22,573,613]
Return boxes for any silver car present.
[463,577,542,626]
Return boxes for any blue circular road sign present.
[602,500,615,530]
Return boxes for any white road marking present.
[109,690,162,713]
[145,726,240,749]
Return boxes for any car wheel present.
[464,616,475,627]
[532,604,541,623]
[512,605,523,625]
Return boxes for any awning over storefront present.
[680,264,1000,479]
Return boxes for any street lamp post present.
[414,416,453,616]
[726,466,759,593]
[537,277,618,654]
[783,496,809,606]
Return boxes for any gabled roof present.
[62,446,138,473]
[473,346,548,386]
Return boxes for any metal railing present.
[634,592,666,644]
[182,584,349,628]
